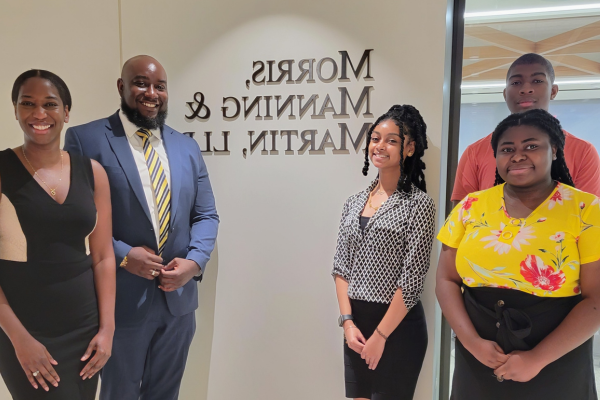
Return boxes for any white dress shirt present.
[119,110,171,248]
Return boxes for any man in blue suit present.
[65,55,219,400]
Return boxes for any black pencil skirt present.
[343,299,427,400]
[451,286,597,400]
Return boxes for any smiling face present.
[368,120,415,173]
[496,125,557,188]
[14,77,69,146]
[503,63,558,113]
[118,56,168,129]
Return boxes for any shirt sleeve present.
[398,195,436,311]
[573,145,600,198]
[332,200,352,280]
[437,196,469,248]
[451,145,479,202]
[577,196,600,264]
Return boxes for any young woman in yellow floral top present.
[436,109,600,400]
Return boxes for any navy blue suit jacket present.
[65,111,219,326]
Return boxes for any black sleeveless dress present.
[0,149,99,399]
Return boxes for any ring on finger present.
[496,374,504,382]
[32,371,40,377]
[150,270,158,277]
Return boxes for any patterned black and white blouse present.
[332,180,436,308]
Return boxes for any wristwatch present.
[120,256,128,268]
[338,314,353,327]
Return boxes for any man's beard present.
[120,98,168,130]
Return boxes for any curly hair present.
[491,109,573,187]
[362,104,428,193]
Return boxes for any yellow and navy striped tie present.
[136,128,171,255]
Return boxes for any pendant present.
[50,189,56,196]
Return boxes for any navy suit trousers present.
[100,285,195,400]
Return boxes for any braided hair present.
[362,104,428,193]
[491,109,573,186]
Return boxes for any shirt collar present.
[119,109,162,141]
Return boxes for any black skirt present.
[343,299,427,400]
[452,286,597,400]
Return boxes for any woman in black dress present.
[332,105,436,400]
[0,70,115,399]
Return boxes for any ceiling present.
[463,5,600,82]
[466,0,600,13]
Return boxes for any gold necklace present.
[22,147,64,197]
[368,192,383,211]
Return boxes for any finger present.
[370,359,377,370]
[492,342,505,354]
[25,370,38,389]
[494,364,506,377]
[147,261,165,270]
[34,368,51,391]
[356,333,366,344]
[160,269,177,277]
[41,355,60,384]
[81,342,95,361]
[165,259,178,269]
[39,362,59,388]
[86,352,110,379]
[81,352,100,379]
[82,357,101,380]
[141,245,155,254]
[147,254,163,263]
[44,350,58,366]
[144,269,160,280]
[150,269,161,279]
[371,357,380,370]
[497,353,510,363]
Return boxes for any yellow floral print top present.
[437,183,600,297]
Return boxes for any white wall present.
[0,1,451,399]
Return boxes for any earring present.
[553,155,557,160]
[408,152,413,157]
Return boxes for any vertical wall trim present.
[436,0,466,399]
[118,0,123,67]
[432,0,456,398]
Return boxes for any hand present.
[13,334,59,391]
[464,337,510,369]
[361,332,386,370]
[493,350,544,382]
[158,258,200,292]
[124,246,163,280]
[80,328,113,380]
[344,325,366,354]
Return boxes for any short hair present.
[506,53,555,84]
[11,69,72,111]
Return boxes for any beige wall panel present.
[0,0,121,149]
[121,1,448,399]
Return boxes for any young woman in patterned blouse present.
[437,109,600,399]
[332,105,436,400]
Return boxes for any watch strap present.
[338,314,353,327]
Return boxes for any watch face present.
[338,315,343,327]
